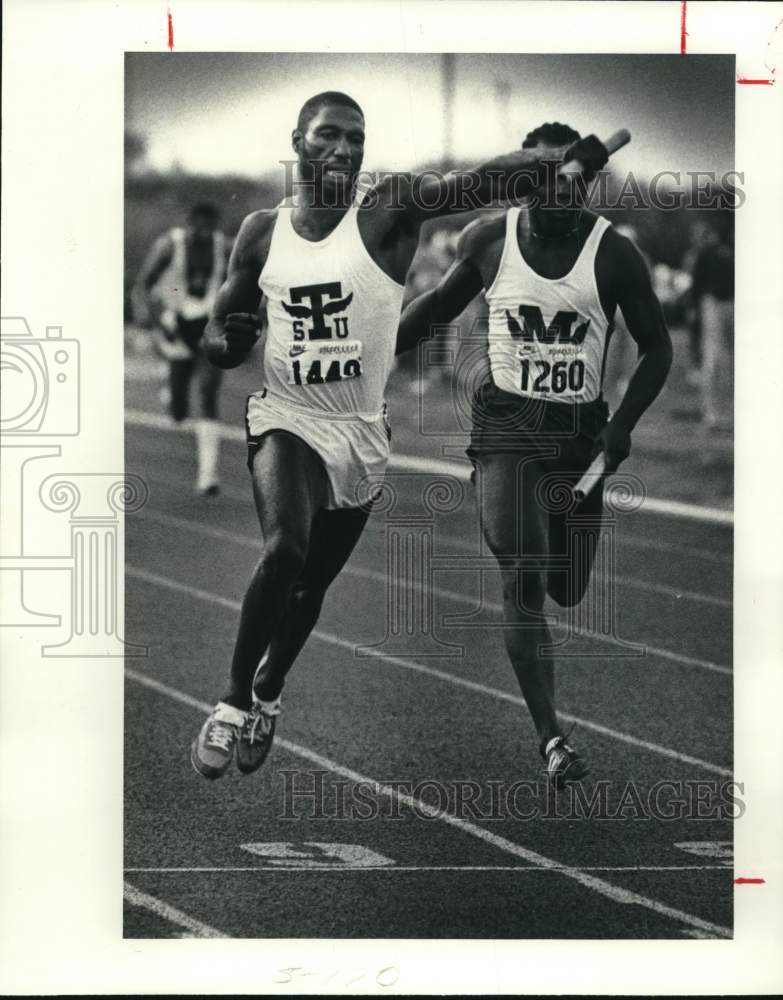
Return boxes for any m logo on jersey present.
[506,305,590,345]
[282,282,353,340]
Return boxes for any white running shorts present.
[245,390,391,510]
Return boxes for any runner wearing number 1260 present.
[397,122,673,787]
[189,93,611,780]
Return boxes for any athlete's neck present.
[528,207,585,243]
[291,183,355,239]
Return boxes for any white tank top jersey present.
[485,207,613,404]
[258,189,405,420]
[163,227,227,320]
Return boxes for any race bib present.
[517,343,586,396]
[285,339,363,386]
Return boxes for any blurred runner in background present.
[689,219,734,429]
[681,220,710,386]
[132,203,230,495]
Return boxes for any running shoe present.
[542,731,588,789]
[236,696,281,775]
[190,702,247,779]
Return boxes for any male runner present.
[397,122,673,787]
[190,92,610,778]
[132,202,229,495]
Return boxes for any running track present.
[123,414,734,939]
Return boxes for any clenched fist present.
[591,417,632,474]
[224,312,264,355]
[562,134,609,183]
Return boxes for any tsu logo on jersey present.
[282,282,353,341]
[506,305,590,345]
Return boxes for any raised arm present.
[395,220,490,355]
[131,233,174,326]
[595,232,674,470]
[204,211,270,370]
[390,134,609,225]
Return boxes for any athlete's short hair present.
[296,91,364,133]
[189,202,219,223]
[522,122,581,149]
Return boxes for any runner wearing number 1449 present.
[397,121,673,788]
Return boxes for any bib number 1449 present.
[290,357,362,385]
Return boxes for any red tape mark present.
[680,1,687,55]
[734,877,766,884]
[737,15,779,84]
[167,8,174,51]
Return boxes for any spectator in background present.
[689,219,734,428]
[132,203,231,494]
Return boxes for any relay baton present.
[559,129,631,177]
[573,452,607,503]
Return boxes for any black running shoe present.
[542,732,589,789]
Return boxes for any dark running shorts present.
[466,381,609,472]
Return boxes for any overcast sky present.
[126,53,734,180]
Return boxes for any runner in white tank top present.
[258,187,403,419]
[397,122,672,788]
[132,202,229,496]
[189,94,614,781]
[485,205,612,404]
[243,186,404,511]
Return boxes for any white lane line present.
[442,528,732,567]
[132,456,733,568]
[137,503,730,611]
[125,565,733,778]
[123,880,228,938]
[125,408,734,526]
[130,445,733,574]
[132,507,732,676]
[347,557,731,610]
[124,667,732,939]
[125,864,731,874]
[386,452,735,527]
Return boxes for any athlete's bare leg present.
[253,505,370,701]
[474,453,560,748]
[168,357,194,422]
[546,474,605,608]
[196,351,223,420]
[222,431,329,710]
[193,352,224,493]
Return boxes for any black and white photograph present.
[2,0,783,994]
[123,50,737,939]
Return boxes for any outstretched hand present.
[562,134,609,182]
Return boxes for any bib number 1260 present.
[290,357,362,385]
[521,358,584,394]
